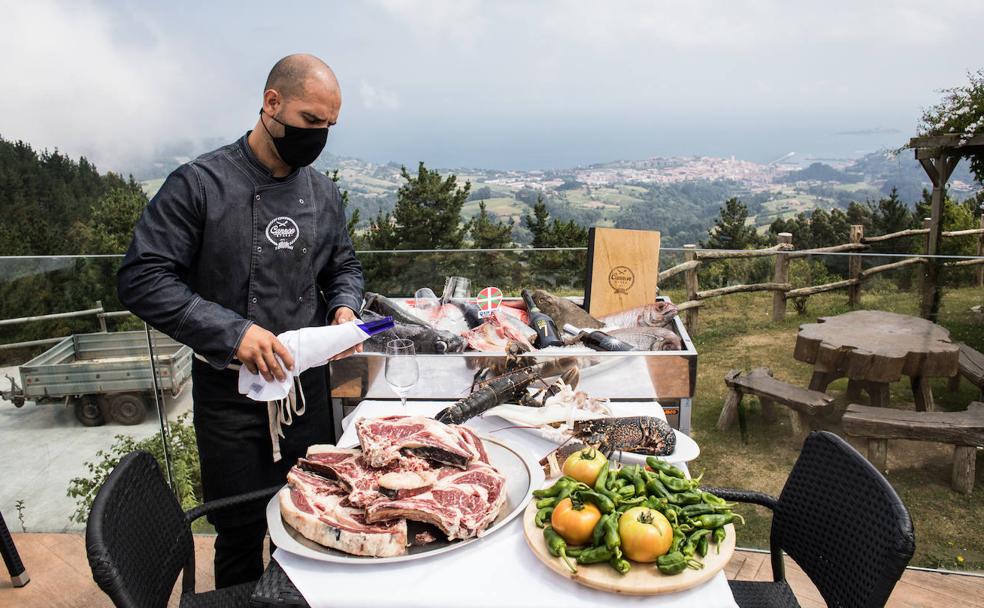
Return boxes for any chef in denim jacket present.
[118,54,364,588]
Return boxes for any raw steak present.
[366,462,507,540]
[298,445,433,508]
[280,466,408,557]
[356,415,482,468]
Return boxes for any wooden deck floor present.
[3,533,983,607]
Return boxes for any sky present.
[2,0,984,174]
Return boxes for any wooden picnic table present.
[793,310,960,411]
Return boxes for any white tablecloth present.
[274,401,738,608]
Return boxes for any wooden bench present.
[949,343,984,399]
[843,402,984,494]
[717,368,836,443]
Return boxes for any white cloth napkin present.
[237,322,372,401]
[236,321,378,461]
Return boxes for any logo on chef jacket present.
[266,216,299,251]
[608,265,635,294]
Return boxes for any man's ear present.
[263,89,281,114]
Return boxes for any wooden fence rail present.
[666,216,984,336]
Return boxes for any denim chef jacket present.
[118,133,364,370]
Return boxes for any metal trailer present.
[1,331,192,426]
[329,296,697,440]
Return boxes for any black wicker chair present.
[85,450,280,608]
[707,431,915,608]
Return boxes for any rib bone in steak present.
[298,445,432,507]
[366,462,507,540]
[356,415,485,468]
[280,466,408,557]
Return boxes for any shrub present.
[67,413,202,525]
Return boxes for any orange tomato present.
[561,448,608,486]
[550,497,602,546]
[618,507,673,562]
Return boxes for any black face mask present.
[260,109,329,168]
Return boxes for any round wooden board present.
[522,501,735,596]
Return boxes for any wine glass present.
[384,339,419,408]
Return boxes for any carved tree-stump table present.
[794,310,960,411]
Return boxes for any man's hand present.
[330,306,363,361]
[236,325,294,382]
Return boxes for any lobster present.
[539,416,677,476]
[435,342,578,425]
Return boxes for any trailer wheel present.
[107,392,148,425]
[75,397,105,427]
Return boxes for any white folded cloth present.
[237,321,384,461]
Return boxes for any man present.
[118,54,363,587]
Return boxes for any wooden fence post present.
[772,233,792,322]
[683,244,699,335]
[977,215,984,289]
[848,225,863,307]
[96,300,108,333]
[919,217,933,318]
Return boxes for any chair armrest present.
[702,487,778,510]
[184,485,282,524]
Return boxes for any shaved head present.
[264,53,339,99]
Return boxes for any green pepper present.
[713,526,727,553]
[618,485,636,498]
[578,490,615,514]
[535,506,554,528]
[543,526,577,573]
[659,471,692,493]
[576,546,614,564]
[657,551,688,575]
[612,478,628,490]
[645,495,666,510]
[591,513,609,548]
[604,513,621,550]
[701,491,729,505]
[669,490,702,506]
[681,503,716,518]
[631,468,647,496]
[645,476,673,500]
[616,496,646,508]
[693,513,744,529]
[669,528,686,554]
[594,460,610,493]
[646,457,685,479]
[609,546,631,575]
[566,546,584,558]
[696,532,710,557]
[532,477,575,498]
[536,497,558,509]
[681,535,696,557]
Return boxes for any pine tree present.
[390,162,470,250]
[76,185,149,253]
[470,201,513,249]
[703,198,760,249]
[523,196,552,248]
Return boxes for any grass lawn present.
[660,285,984,571]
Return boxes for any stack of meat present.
[279,415,507,557]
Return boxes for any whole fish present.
[364,292,430,327]
[599,301,679,329]
[361,310,466,354]
[605,326,682,351]
[531,290,603,329]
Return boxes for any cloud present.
[0,0,220,172]
[369,0,486,46]
[359,80,401,110]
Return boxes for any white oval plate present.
[267,435,543,564]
